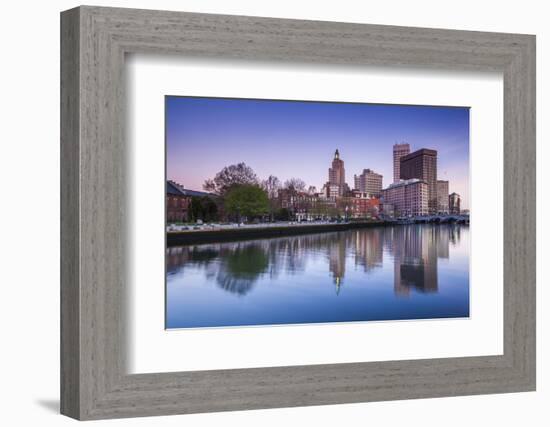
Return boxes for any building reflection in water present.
[166,225,464,297]
[390,226,438,296]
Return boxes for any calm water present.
[166,224,469,329]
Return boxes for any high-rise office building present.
[393,143,410,183]
[436,180,449,214]
[400,148,438,214]
[327,149,346,197]
[354,168,383,196]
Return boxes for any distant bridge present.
[391,214,469,225]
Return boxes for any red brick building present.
[166,181,217,223]
[338,193,380,219]
[166,181,190,222]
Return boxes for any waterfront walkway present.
[167,220,350,233]
[167,215,468,233]
[166,216,468,246]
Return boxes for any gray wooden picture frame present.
[60,5,536,420]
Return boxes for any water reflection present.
[167,224,465,298]
[167,224,469,327]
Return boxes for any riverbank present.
[167,219,469,246]
[167,221,388,245]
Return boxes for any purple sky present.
[166,96,470,209]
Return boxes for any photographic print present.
[165,96,470,329]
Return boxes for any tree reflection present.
[166,224,465,297]
[216,244,269,295]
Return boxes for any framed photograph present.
[61,6,536,420]
[164,96,471,329]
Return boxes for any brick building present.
[354,168,383,197]
[341,195,380,219]
[166,181,215,222]
[381,178,428,217]
[166,181,190,222]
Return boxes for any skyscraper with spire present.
[327,149,347,197]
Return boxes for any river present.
[166,224,469,328]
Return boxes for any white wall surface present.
[0,1,546,425]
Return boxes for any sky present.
[166,96,470,209]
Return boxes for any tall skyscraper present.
[400,148,438,214]
[354,168,383,196]
[436,180,449,214]
[393,143,410,183]
[327,149,346,197]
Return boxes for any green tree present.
[275,207,291,221]
[189,196,219,222]
[224,185,269,222]
[200,196,219,222]
[189,197,201,222]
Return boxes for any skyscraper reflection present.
[392,225,438,296]
[166,225,463,297]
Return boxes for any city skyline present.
[166,96,470,209]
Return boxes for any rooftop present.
[167,180,214,198]
[385,178,427,190]
[400,148,437,162]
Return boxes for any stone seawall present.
[167,221,387,246]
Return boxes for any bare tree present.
[307,185,317,195]
[262,175,281,199]
[283,177,306,193]
[203,163,259,195]
[262,175,281,221]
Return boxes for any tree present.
[200,196,219,222]
[189,196,219,222]
[283,177,306,193]
[262,175,281,199]
[261,175,281,221]
[224,184,269,222]
[216,243,269,295]
[274,207,291,221]
[203,163,259,195]
[188,197,201,222]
